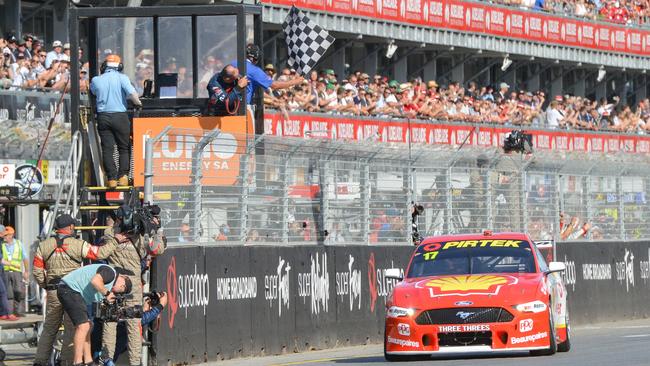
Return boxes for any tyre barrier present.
[151,241,650,364]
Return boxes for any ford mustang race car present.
[384,232,570,361]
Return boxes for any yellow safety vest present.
[2,240,23,272]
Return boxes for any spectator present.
[546,99,565,128]
[178,222,191,242]
[45,40,64,69]
[3,35,18,63]
[0,53,12,89]
[264,64,276,79]
[61,43,70,58]
[14,38,30,60]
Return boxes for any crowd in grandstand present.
[263,65,650,134]
[4,32,650,134]
[1,34,84,93]
[498,0,650,25]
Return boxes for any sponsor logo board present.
[510,331,548,344]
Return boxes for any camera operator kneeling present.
[57,264,133,366]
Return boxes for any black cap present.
[54,214,78,229]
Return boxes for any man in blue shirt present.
[57,264,132,366]
[90,54,142,189]
[231,44,304,105]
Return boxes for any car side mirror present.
[385,268,403,281]
[548,262,566,273]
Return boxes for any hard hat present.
[105,54,122,68]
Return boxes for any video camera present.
[503,130,533,154]
[411,202,425,246]
[93,291,162,323]
[94,294,141,323]
[117,204,161,237]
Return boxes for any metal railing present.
[145,128,650,246]
[40,130,83,238]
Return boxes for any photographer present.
[206,64,248,116]
[57,264,132,366]
[99,292,168,366]
[89,205,165,366]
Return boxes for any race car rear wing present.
[534,240,556,263]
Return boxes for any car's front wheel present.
[558,314,571,352]
[531,316,557,356]
[384,350,410,362]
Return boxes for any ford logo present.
[455,301,473,306]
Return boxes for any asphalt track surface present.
[214,318,650,366]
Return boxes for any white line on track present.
[584,325,650,330]
[622,334,650,338]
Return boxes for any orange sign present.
[132,115,251,186]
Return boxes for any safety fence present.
[143,127,650,245]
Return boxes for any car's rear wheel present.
[558,315,571,352]
[531,316,557,356]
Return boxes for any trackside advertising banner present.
[262,0,650,56]
[151,245,412,363]
[132,115,252,187]
[555,240,650,325]
[264,112,650,155]
[151,241,650,363]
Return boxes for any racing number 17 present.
[423,251,439,261]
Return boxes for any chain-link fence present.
[145,128,650,246]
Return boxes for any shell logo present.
[416,275,518,297]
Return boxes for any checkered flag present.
[282,6,335,75]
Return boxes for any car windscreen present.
[407,239,536,278]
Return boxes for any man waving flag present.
[282,6,336,75]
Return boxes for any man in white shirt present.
[10,53,30,89]
[546,100,565,129]
[45,40,64,69]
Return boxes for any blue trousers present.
[0,269,10,316]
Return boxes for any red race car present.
[384,231,570,361]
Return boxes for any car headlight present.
[514,300,548,313]
[387,306,416,318]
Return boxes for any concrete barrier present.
[555,240,650,325]
[150,241,650,364]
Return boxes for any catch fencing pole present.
[190,129,221,242]
[143,126,172,205]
